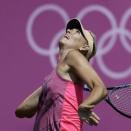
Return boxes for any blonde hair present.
[86,31,97,61]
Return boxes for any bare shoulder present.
[65,49,105,89]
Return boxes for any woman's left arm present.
[65,50,107,125]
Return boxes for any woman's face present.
[59,28,87,50]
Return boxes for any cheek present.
[73,35,83,43]
[72,38,83,46]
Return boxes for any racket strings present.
[109,87,131,116]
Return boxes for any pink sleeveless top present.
[33,70,83,131]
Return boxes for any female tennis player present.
[15,18,107,131]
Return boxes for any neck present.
[58,48,74,62]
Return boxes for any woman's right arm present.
[15,86,42,118]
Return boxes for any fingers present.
[91,112,100,121]
[87,114,100,126]
[79,111,100,126]
[78,107,101,126]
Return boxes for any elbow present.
[95,80,108,99]
[15,107,25,118]
[15,106,35,118]
[102,86,108,99]
[92,81,108,99]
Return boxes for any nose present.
[66,29,71,34]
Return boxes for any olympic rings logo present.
[26,4,131,80]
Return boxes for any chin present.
[59,38,67,45]
[59,39,64,48]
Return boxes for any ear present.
[79,44,89,51]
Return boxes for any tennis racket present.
[84,83,131,118]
